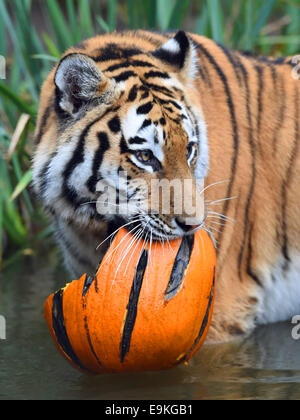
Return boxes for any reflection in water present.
[190,323,300,400]
[0,249,300,400]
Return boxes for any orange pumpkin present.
[44,228,216,374]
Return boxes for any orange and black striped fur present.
[32,31,300,342]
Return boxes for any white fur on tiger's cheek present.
[69,152,96,196]
[99,163,121,188]
[32,148,54,194]
[43,141,79,204]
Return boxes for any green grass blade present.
[10,170,33,203]
[0,57,20,127]
[207,0,224,44]
[195,5,209,36]
[243,0,254,51]
[0,183,3,264]
[31,54,59,63]
[10,152,34,215]
[0,1,5,56]
[96,15,110,33]
[23,0,31,12]
[2,215,26,246]
[285,4,300,55]
[0,0,38,101]
[66,0,79,43]
[11,0,45,89]
[45,0,73,52]
[144,0,157,29]
[37,224,54,241]
[127,0,135,29]
[135,0,145,30]
[253,0,277,40]
[78,0,94,39]
[168,0,190,30]
[0,152,27,244]
[42,33,61,59]
[0,82,36,117]
[156,0,175,31]
[258,35,300,46]
[14,0,44,56]
[108,0,117,32]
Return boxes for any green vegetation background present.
[0,0,299,267]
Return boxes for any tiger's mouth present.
[109,213,203,243]
[94,178,206,242]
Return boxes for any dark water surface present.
[1,249,300,400]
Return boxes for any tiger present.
[32,30,300,343]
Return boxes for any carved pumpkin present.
[44,228,216,374]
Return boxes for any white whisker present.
[206,225,222,234]
[111,230,143,286]
[123,219,150,274]
[206,195,238,205]
[199,180,230,196]
[202,226,218,248]
[96,216,142,250]
[208,220,227,227]
[102,223,142,264]
[124,228,144,276]
[207,211,236,223]
[162,233,176,254]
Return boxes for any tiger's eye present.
[133,150,162,172]
[138,151,151,162]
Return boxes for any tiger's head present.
[33,31,209,241]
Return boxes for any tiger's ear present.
[152,31,198,83]
[54,53,110,118]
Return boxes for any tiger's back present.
[33,30,300,342]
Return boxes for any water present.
[1,248,300,400]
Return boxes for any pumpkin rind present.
[44,229,216,373]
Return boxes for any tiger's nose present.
[175,217,202,233]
